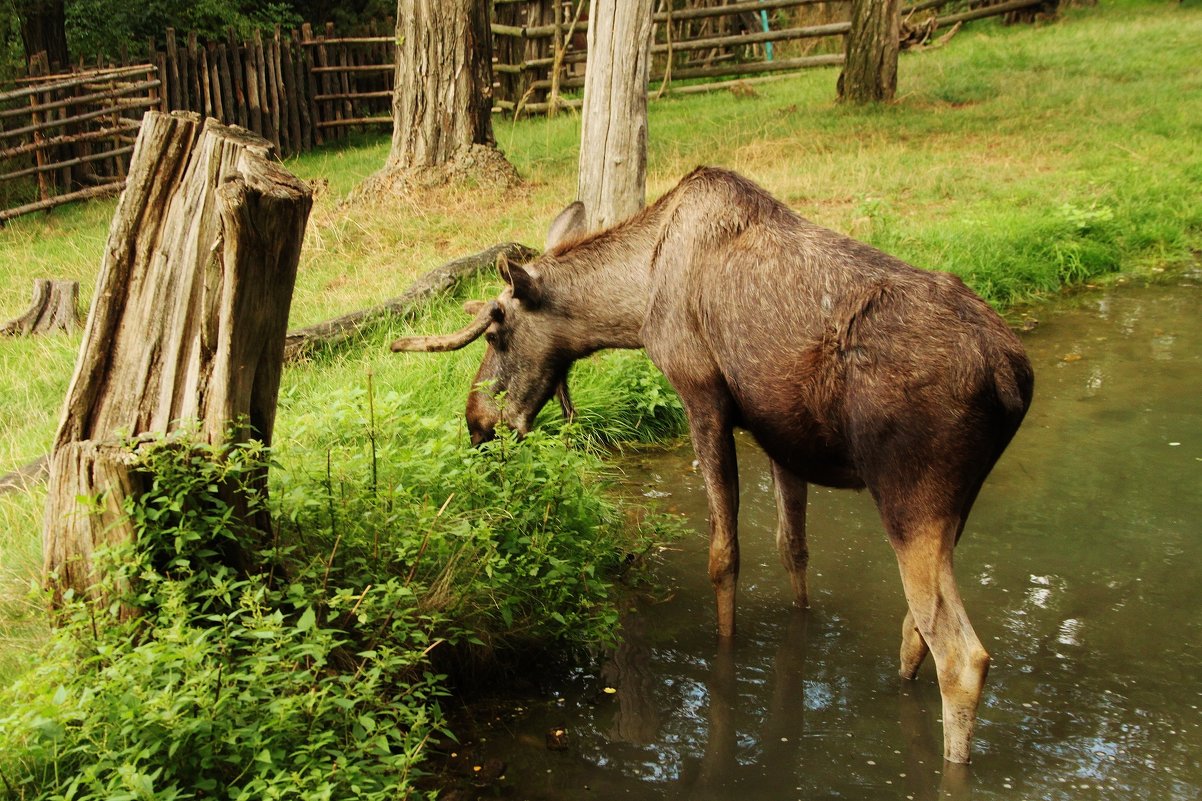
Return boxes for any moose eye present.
[484,331,498,346]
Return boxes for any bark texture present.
[16,0,69,70]
[577,0,654,232]
[838,0,901,104]
[43,111,313,610]
[1,279,79,335]
[370,0,517,190]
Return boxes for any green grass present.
[2,0,1202,683]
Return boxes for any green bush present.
[0,413,669,798]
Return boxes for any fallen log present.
[1,279,80,335]
[0,455,48,493]
[282,241,538,362]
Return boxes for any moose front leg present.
[770,461,809,609]
[686,408,741,639]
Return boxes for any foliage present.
[64,0,301,61]
[0,419,667,798]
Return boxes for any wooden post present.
[228,27,248,128]
[42,111,313,613]
[301,24,323,147]
[187,31,202,113]
[27,53,53,203]
[164,29,182,109]
[577,0,654,231]
[838,0,901,103]
[281,32,302,155]
[245,33,263,136]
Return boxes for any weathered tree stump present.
[43,111,313,612]
[1,279,80,335]
[838,0,901,104]
[577,0,654,232]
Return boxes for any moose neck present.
[545,202,666,356]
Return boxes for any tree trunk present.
[369,0,517,191]
[1,279,79,335]
[16,0,69,72]
[43,111,313,613]
[577,0,654,232]
[838,0,901,104]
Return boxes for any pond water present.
[465,279,1202,800]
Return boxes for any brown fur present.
[395,167,1033,763]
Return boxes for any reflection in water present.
[471,281,1202,800]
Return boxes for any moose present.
[390,167,1033,763]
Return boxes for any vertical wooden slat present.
[315,27,336,141]
[253,30,272,145]
[217,43,235,124]
[245,33,262,135]
[281,32,303,154]
[271,27,287,154]
[165,28,182,109]
[207,43,224,122]
[227,28,248,128]
[199,41,213,117]
[301,24,322,147]
[28,53,52,202]
[187,31,202,114]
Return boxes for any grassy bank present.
[0,1,1200,794]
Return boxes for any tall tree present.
[13,0,68,70]
[366,0,517,191]
[576,0,654,231]
[838,0,901,104]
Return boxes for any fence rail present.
[0,0,1046,223]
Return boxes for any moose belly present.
[733,397,865,490]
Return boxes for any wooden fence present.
[0,0,1048,223]
[0,60,157,222]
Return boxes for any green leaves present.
[0,374,674,800]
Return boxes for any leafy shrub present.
[0,407,669,798]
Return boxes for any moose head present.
[389,202,590,444]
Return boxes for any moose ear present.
[545,201,588,251]
[504,263,543,308]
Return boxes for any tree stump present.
[577,0,654,232]
[43,111,313,612]
[1,279,80,335]
[838,0,901,104]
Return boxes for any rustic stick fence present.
[0,0,1049,223]
[0,60,157,222]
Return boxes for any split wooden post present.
[577,0,654,231]
[1,279,80,335]
[42,111,313,613]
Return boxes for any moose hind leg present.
[889,516,989,764]
[770,461,809,608]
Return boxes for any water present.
[466,280,1202,800]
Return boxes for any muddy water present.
[471,280,1202,800]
